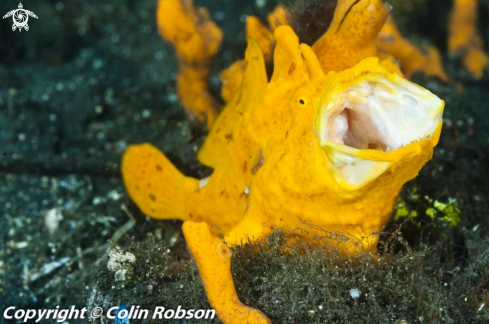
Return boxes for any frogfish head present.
[314,57,444,194]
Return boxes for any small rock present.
[44,208,63,233]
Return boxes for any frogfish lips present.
[315,58,444,188]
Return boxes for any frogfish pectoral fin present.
[121,143,198,220]
[183,221,272,324]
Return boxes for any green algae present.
[394,189,461,227]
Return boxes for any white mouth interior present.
[318,76,443,186]
[323,80,441,151]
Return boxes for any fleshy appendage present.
[448,0,488,79]
[156,0,223,127]
[121,143,241,234]
[378,16,448,81]
[312,0,389,73]
[121,143,197,220]
[219,5,291,104]
[220,14,274,104]
[183,221,271,324]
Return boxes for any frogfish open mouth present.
[316,59,443,187]
[122,0,445,323]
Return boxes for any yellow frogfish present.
[121,0,444,323]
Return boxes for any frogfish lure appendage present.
[122,1,445,323]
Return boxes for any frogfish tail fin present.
[122,143,197,220]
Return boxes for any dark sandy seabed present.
[1,0,489,323]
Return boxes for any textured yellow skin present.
[220,6,291,105]
[312,0,389,72]
[246,16,275,62]
[219,60,246,104]
[123,1,444,323]
[183,221,271,323]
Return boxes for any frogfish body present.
[122,0,444,323]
